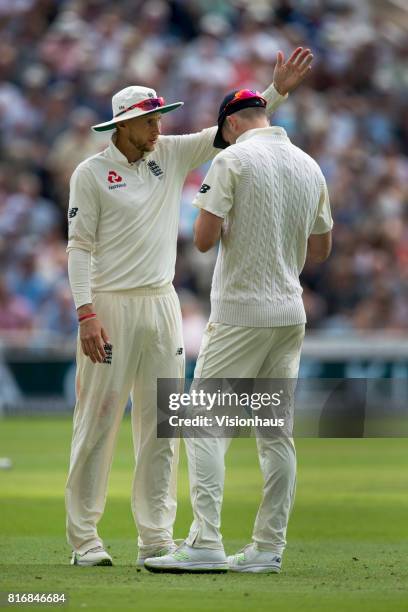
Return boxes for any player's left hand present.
[273,47,313,96]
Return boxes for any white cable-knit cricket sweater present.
[193,127,333,327]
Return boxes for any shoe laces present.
[236,543,254,555]
[160,539,184,554]
[86,546,105,554]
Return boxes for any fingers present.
[287,46,303,63]
[81,339,94,363]
[286,47,313,82]
[276,50,284,68]
[96,337,107,362]
[81,335,106,363]
[300,64,312,78]
[298,51,314,71]
[287,47,313,69]
[101,327,110,344]
[297,55,313,79]
[81,340,102,363]
[294,48,312,67]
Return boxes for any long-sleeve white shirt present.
[67,85,287,308]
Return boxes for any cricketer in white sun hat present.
[91,85,184,132]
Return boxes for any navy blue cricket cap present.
[213,89,267,149]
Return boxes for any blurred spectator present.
[1,0,408,354]
[47,107,105,204]
[0,279,33,334]
[7,244,52,310]
[37,283,78,337]
[5,172,60,235]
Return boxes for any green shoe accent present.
[173,551,190,561]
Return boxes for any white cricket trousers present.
[65,284,184,555]
[185,322,305,556]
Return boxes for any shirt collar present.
[106,137,151,167]
[236,126,289,144]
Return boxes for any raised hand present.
[273,47,313,96]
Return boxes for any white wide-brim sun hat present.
[91,85,184,132]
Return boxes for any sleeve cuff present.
[193,200,226,219]
[66,240,93,253]
[262,83,288,114]
[310,220,334,235]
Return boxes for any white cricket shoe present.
[144,543,228,573]
[136,542,179,568]
[228,544,282,573]
[71,546,113,567]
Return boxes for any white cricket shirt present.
[193,126,333,327]
[67,85,287,300]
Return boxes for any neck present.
[229,119,269,145]
[237,119,269,140]
[114,132,143,163]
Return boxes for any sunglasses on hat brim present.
[91,98,183,132]
[224,89,267,112]
[115,97,166,117]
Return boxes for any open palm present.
[273,47,314,96]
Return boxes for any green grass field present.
[1,417,407,612]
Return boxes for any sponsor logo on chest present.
[107,170,127,189]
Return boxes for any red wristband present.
[78,312,97,323]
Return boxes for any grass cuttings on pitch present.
[1,417,407,612]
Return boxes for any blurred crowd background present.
[1,0,408,363]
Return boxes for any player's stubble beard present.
[128,133,156,156]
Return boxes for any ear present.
[227,114,238,132]
[221,118,230,139]
[224,115,233,132]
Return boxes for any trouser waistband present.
[93,283,174,297]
